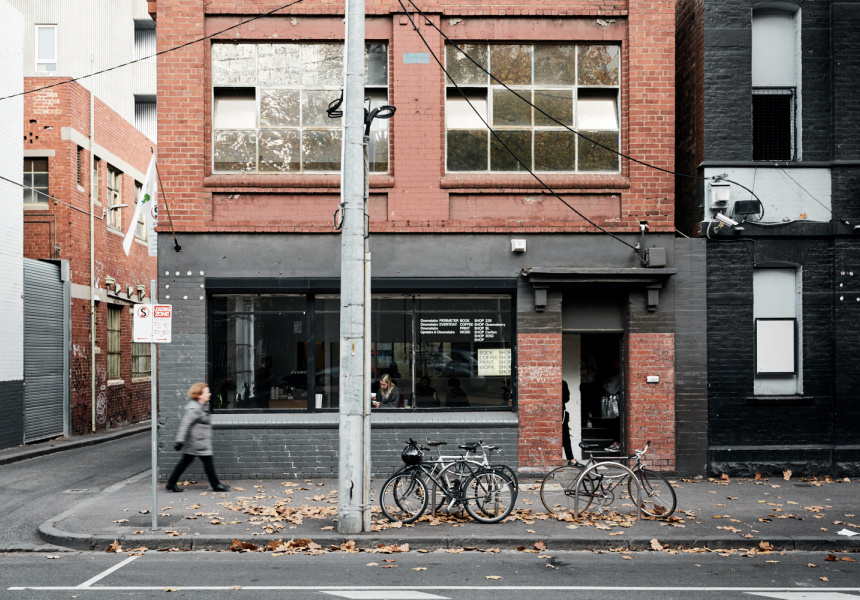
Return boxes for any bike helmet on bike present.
[401,443,422,465]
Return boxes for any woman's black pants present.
[167,454,220,488]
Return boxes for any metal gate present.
[23,259,68,442]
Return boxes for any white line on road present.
[76,555,140,588]
[8,586,860,593]
[747,594,860,599]
[322,593,450,599]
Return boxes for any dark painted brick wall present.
[0,380,24,450]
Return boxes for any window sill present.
[745,396,813,406]
[132,376,152,383]
[107,379,125,387]
[23,203,50,210]
[204,174,395,191]
[211,411,518,428]
[107,226,124,237]
[440,173,630,191]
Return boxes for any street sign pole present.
[150,280,157,531]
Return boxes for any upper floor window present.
[445,43,620,173]
[211,42,389,174]
[107,166,123,230]
[754,267,802,395]
[23,157,49,204]
[35,25,57,72]
[752,10,798,161]
[134,20,156,61]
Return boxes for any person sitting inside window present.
[445,377,469,408]
[415,376,440,408]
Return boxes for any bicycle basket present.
[401,443,422,465]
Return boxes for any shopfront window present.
[210,293,513,411]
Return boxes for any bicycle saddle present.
[459,443,480,452]
[579,442,602,451]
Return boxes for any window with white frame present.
[23,157,49,204]
[35,25,57,72]
[752,9,798,161]
[134,181,147,241]
[211,42,389,174]
[132,342,151,377]
[92,157,100,201]
[107,166,123,230]
[754,267,802,395]
[445,43,620,173]
[107,305,122,380]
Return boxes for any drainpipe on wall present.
[89,60,96,433]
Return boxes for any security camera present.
[715,212,740,228]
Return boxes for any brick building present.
[676,0,860,475]
[18,77,157,442]
[152,0,705,479]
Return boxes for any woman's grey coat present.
[174,400,213,456]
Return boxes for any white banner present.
[123,154,157,256]
[146,190,158,257]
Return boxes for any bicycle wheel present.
[491,464,519,491]
[629,468,676,518]
[580,461,634,516]
[540,465,593,514]
[379,472,428,523]
[463,470,515,523]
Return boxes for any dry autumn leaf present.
[825,554,837,561]
[106,540,122,553]
[45,555,61,559]
[413,567,427,571]
[486,576,502,580]
[650,539,664,551]
[807,563,817,568]
[820,577,829,582]
[759,541,774,551]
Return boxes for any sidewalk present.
[0,422,151,466]
[39,470,860,553]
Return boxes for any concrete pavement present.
[37,468,860,553]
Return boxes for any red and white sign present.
[152,304,172,343]
[133,303,172,343]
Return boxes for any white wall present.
[0,0,24,383]
[9,0,156,131]
[704,167,831,224]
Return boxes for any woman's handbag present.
[601,393,620,419]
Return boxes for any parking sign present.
[153,304,172,343]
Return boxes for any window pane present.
[301,44,343,86]
[366,43,388,86]
[302,130,342,171]
[32,173,49,189]
[492,89,532,127]
[27,158,48,171]
[753,91,793,161]
[489,45,532,85]
[369,130,389,173]
[36,26,55,60]
[534,45,574,85]
[534,89,573,126]
[36,63,57,72]
[259,129,301,172]
[212,44,256,86]
[578,45,620,86]
[446,89,488,129]
[213,89,256,129]
[447,130,488,171]
[214,130,257,172]
[257,44,301,86]
[578,131,619,172]
[302,89,340,127]
[446,44,488,86]
[490,130,531,171]
[752,12,795,87]
[534,130,576,171]
[577,90,618,130]
[259,89,299,127]
[313,297,340,409]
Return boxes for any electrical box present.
[511,239,527,253]
[645,247,667,268]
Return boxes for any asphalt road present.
[2,549,859,599]
[0,432,150,547]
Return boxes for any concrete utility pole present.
[338,0,371,534]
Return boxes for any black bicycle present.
[379,439,516,524]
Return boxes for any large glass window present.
[445,43,620,173]
[36,25,57,72]
[209,293,514,411]
[211,42,390,174]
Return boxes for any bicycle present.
[423,439,519,512]
[540,440,676,518]
[379,439,516,524]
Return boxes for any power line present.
[0,0,307,102]
[0,173,104,219]
[397,0,640,254]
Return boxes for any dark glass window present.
[23,157,49,203]
[753,88,794,161]
[210,293,514,411]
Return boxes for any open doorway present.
[562,333,623,461]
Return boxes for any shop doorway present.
[562,333,623,461]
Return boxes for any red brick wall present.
[517,333,563,471]
[626,333,675,470]
[154,1,676,235]
[22,77,157,435]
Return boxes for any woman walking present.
[166,382,230,492]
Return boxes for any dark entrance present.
[579,333,623,451]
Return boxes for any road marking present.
[747,594,860,599]
[322,593,450,599]
[76,555,140,588]
[8,587,860,593]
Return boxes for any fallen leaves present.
[106,540,122,553]
[485,576,502,580]
[783,470,792,481]
[650,539,664,551]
